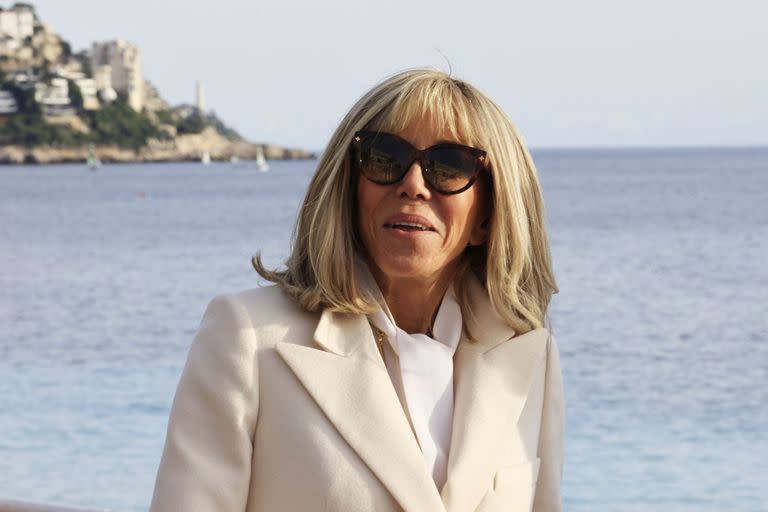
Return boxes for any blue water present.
[1,150,766,511]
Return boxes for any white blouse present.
[362,271,463,490]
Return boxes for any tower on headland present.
[196,81,205,114]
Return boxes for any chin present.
[372,255,443,283]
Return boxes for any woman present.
[150,69,563,512]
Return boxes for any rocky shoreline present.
[0,128,315,165]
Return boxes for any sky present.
[15,0,768,150]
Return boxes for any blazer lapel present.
[440,277,549,512]
[275,309,445,512]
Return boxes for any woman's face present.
[356,117,488,288]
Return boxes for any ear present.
[468,216,489,246]
[468,175,492,247]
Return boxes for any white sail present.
[255,146,269,172]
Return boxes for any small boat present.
[201,151,211,165]
[230,155,241,165]
[86,144,101,170]
[255,146,268,172]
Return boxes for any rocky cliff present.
[0,127,314,164]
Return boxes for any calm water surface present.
[1,149,766,511]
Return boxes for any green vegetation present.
[60,41,72,60]
[176,113,206,135]
[14,2,37,11]
[67,79,83,113]
[207,113,241,141]
[154,107,242,141]
[154,108,175,126]
[85,96,167,149]
[0,84,85,146]
[0,112,88,147]
[0,73,242,148]
[5,83,38,113]
[0,84,168,149]
[0,3,243,152]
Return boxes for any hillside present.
[0,3,312,163]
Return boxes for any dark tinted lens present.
[353,132,485,194]
[360,135,410,184]
[426,147,479,193]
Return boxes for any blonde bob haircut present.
[253,68,557,335]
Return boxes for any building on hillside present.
[75,77,99,110]
[0,34,20,58]
[33,23,63,63]
[7,68,35,90]
[90,39,145,111]
[0,4,35,41]
[51,66,99,111]
[34,77,74,117]
[55,58,85,79]
[0,89,19,115]
[0,5,71,73]
[92,64,111,90]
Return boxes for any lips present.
[383,214,436,232]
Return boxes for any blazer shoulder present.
[207,284,317,340]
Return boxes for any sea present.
[1,148,767,511]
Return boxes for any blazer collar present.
[276,278,549,512]
[312,306,372,357]
[277,309,446,512]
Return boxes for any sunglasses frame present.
[350,130,487,195]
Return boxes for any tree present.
[176,113,206,135]
[86,96,165,149]
[67,79,84,113]
[5,82,39,114]
[14,2,37,12]
[61,41,72,60]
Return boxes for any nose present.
[395,160,432,200]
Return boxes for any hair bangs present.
[366,74,487,151]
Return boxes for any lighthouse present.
[196,81,206,114]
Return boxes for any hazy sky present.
[18,0,768,149]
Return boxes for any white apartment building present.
[0,89,19,115]
[34,77,75,116]
[90,39,145,111]
[92,64,111,90]
[9,69,36,90]
[75,77,99,110]
[0,4,35,41]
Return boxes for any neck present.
[371,270,453,335]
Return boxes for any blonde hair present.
[253,68,557,335]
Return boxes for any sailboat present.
[255,146,269,172]
[201,150,211,165]
[86,144,101,171]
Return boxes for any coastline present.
[0,128,315,164]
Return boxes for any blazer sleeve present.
[150,295,259,512]
[533,333,565,512]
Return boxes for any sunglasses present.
[350,130,487,195]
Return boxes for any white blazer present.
[150,277,564,512]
